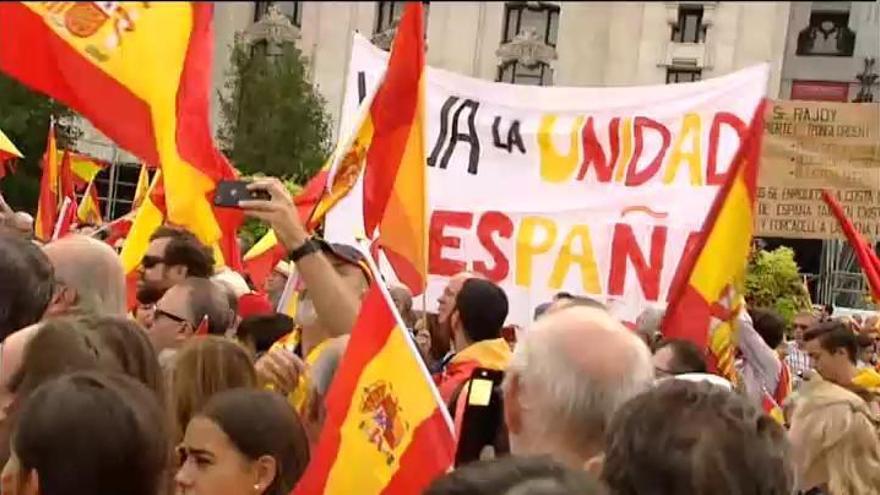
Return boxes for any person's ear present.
[251,455,278,494]
[167,264,188,281]
[502,374,522,435]
[450,308,461,334]
[45,285,76,316]
[583,453,605,478]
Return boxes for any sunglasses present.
[155,308,190,326]
[141,255,165,269]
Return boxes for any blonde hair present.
[790,379,880,495]
[170,336,257,441]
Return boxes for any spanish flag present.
[34,123,59,242]
[822,190,880,303]
[309,3,428,294]
[0,126,23,178]
[294,283,455,494]
[77,179,103,226]
[0,2,240,267]
[56,150,106,188]
[662,104,765,383]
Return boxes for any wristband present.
[288,237,320,263]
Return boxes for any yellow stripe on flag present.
[244,230,279,261]
[0,127,22,159]
[690,176,754,304]
[133,164,150,209]
[121,171,164,274]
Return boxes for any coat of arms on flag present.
[358,380,409,466]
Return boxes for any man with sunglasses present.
[147,277,231,364]
[785,311,817,389]
[139,227,214,297]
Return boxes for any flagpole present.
[353,237,456,435]
[51,196,72,241]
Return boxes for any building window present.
[498,61,551,86]
[796,6,855,57]
[374,1,429,34]
[502,2,560,47]
[92,162,146,220]
[255,1,302,27]
[667,68,702,84]
[671,5,705,43]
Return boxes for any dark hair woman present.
[74,313,166,404]
[1,371,170,495]
[175,389,310,495]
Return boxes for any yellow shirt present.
[267,329,330,414]
[853,367,880,392]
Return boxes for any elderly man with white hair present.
[503,305,654,469]
[42,234,127,316]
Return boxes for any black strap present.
[288,238,320,263]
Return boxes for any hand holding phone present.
[236,177,309,252]
[214,180,271,208]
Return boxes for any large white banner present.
[326,34,768,326]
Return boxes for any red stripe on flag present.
[0,4,159,166]
[741,101,767,204]
[380,408,455,495]
[298,168,330,226]
[243,244,286,291]
[175,3,234,183]
[292,286,397,494]
[59,151,76,200]
[822,190,880,302]
[362,3,424,235]
[175,3,243,271]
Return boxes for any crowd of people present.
[1,176,880,495]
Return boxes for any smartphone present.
[454,367,508,466]
[213,180,271,208]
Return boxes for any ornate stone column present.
[243,3,300,58]
[496,27,558,85]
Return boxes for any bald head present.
[437,271,485,327]
[504,306,653,467]
[10,212,33,238]
[43,235,126,316]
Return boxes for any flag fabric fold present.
[661,103,766,383]
[822,190,880,303]
[0,2,240,268]
[293,282,455,495]
[34,123,59,241]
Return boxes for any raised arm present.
[240,178,361,341]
